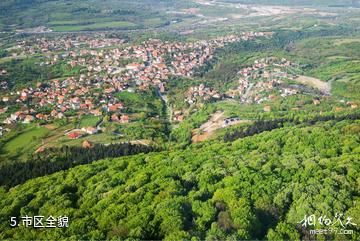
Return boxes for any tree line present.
[0,142,157,188]
[223,112,360,142]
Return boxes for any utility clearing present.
[192,111,250,143]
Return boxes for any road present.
[244,82,255,99]
[156,88,173,123]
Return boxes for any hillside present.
[0,0,357,32]
[0,0,194,32]
[0,119,359,240]
[222,0,354,6]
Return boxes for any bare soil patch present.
[296,75,330,94]
[192,111,250,143]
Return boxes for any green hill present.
[0,119,359,240]
[0,0,194,32]
[0,0,355,32]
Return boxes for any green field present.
[115,90,164,115]
[2,125,50,157]
[79,115,102,128]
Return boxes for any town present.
[0,32,272,138]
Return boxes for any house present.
[67,132,82,139]
[23,115,35,123]
[120,115,129,123]
[111,114,120,122]
[263,105,271,112]
[126,63,141,71]
[347,102,358,109]
[82,140,93,148]
[57,112,65,119]
[36,113,45,120]
[10,112,21,121]
[0,107,7,114]
[50,110,58,117]
[313,99,321,105]
[114,103,124,109]
[108,105,118,112]
[3,118,12,124]
[176,115,184,122]
[90,109,102,116]
[82,126,98,135]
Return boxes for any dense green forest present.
[0,119,359,240]
[0,143,157,188]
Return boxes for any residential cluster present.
[1,32,271,127]
[186,84,222,104]
[12,35,126,56]
[226,57,299,104]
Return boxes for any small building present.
[120,115,129,123]
[67,132,82,139]
[126,63,141,71]
[82,127,98,135]
[263,105,271,112]
[111,114,120,122]
[23,115,35,124]
[313,99,321,106]
[82,140,93,149]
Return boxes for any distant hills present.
[0,0,357,32]
[223,0,354,6]
[0,0,194,32]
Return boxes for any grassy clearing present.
[3,126,50,155]
[332,79,360,101]
[115,91,143,104]
[309,60,360,81]
[144,18,166,28]
[79,115,101,128]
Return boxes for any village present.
[0,32,272,138]
[176,57,321,118]
[1,33,350,139]
[226,57,300,104]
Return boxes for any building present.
[67,132,82,139]
[82,140,93,148]
[82,126,98,135]
[263,105,271,112]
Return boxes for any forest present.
[0,143,157,188]
[0,119,359,240]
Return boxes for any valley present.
[0,0,359,240]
